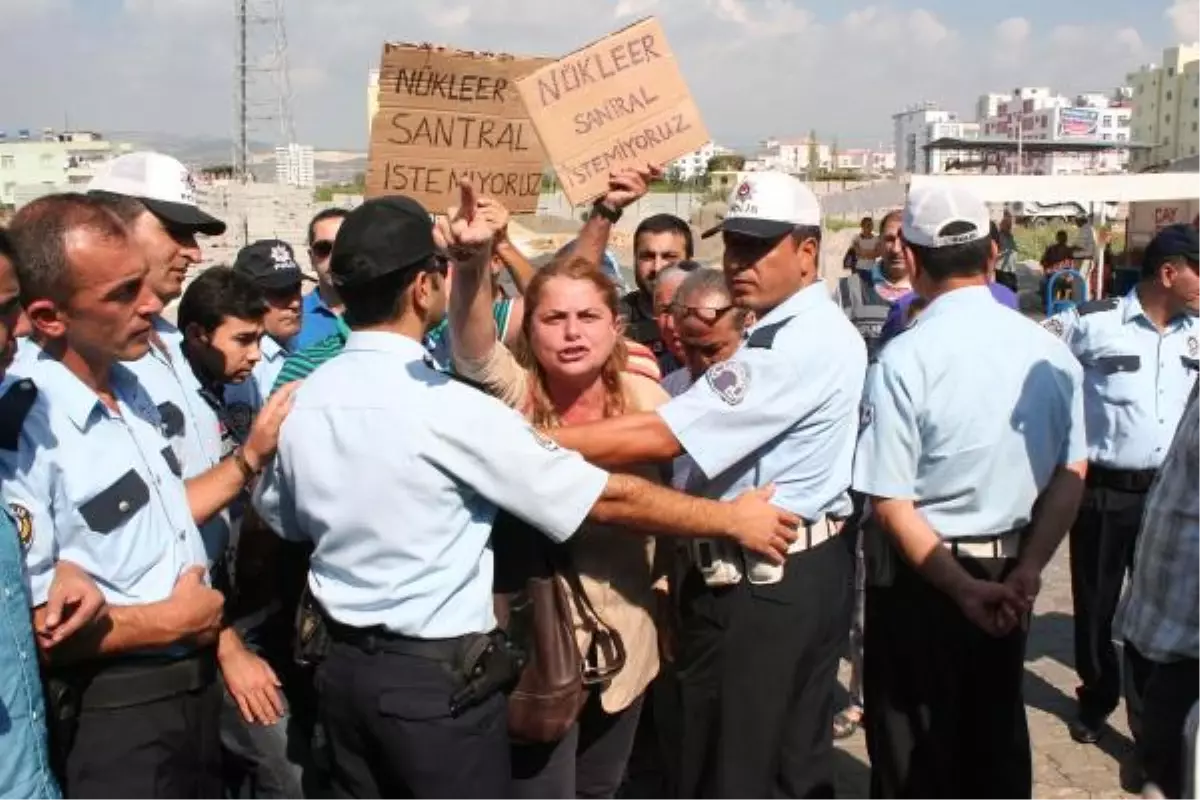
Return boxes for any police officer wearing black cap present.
[226,239,305,412]
[251,188,801,798]
[1042,222,1199,744]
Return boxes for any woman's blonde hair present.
[516,256,628,428]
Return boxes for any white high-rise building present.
[976,93,1012,122]
[892,103,976,174]
[275,143,315,188]
[1127,43,1200,170]
[977,85,1134,174]
[667,141,728,181]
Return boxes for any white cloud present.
[427,5,472,29]
[1115,27,1146,54]
[0,0,1182,154]
[1165,0,1199,41]
[908,8,950,46]
[709,0,750,26]
[995,17,1031,48]
[614,0,659,18]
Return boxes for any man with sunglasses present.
[548,171,867,798]
[296,208,349,350]
[1041,223,1198,752]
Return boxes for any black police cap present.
[232,239,304,291]
[330,196,437,288]
[1145,223,1199,274]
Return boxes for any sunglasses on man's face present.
[673,304,736,324]
[310,240,335,260]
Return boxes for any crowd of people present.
[0,146,1195,800]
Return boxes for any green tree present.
[707,153,745,173]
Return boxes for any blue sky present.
[1,0,1195,153]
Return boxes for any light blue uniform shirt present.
[658,282,868,521]
[1042,289,1198,470]
[2,346,208,606]
[854,285,1088,537]
[253,331,610,638]
[125,317,231,564]
[0,500,59,799]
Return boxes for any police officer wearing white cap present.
[1041,222,1199,745]
[853,180,1088,797]
[251,188,801,798]
[87,155,302,790]
[547,171,866,798]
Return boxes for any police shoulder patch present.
[0,379,37,451]
[8,503,33,550]
[706,360,750,405]
[1188,335,1197,359]
[1042,317,1065,337]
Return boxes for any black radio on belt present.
[449,629,527,718]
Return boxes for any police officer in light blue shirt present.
[0,227,110,800]
[852,180,1088,798]
[88,156,239,580]
[252,190,799,799]
[228,239,305,406]
[1,193,240,797]
[549,171,865,799]
[1041,222,1199,745]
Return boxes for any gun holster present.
[293,584,332,669]
[449,629,527,718]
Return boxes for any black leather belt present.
[57,648,217,712]
[1088,464,1158,494]
[326,618,464,663]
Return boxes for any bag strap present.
[546,543,627,683]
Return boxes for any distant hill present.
[105,131,366,184]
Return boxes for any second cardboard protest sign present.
[366,44,551,213]
[516,18,709,206]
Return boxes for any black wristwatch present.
[591,201,622,223]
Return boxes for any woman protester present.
[447,197,672,799]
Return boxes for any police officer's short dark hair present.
[7,193,130,306]
[307,208,350,246]
[177,266,267,335]
[634,214,694,259]
[906,221,991,281]
[340,256,447,329]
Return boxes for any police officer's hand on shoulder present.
[164,566,225,646]
[242,381,298,473]
[727,484,801,564]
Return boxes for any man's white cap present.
[701,171,822,240]
[902,181,990,249]
[88,151,226,236]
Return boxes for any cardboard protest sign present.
[366,44,552,214]
[514,17,709,206]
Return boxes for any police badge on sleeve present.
[707,361,750,405]
[8,503,33,550]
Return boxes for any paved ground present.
[832,544,1140,799]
